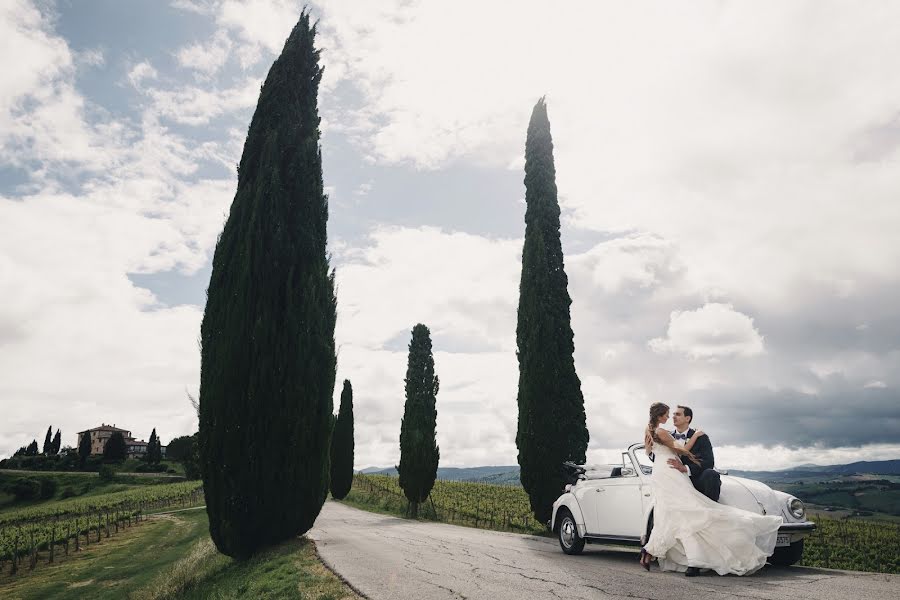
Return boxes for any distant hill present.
[358,459,900,486]
[358,465,521,485]
[729,459,900,481]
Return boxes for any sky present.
[1,0,899,471]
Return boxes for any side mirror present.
[620,467,635,477]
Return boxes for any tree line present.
[199,10,585,559]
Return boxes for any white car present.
[550,443,817,566]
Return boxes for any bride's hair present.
[645,401,700,464]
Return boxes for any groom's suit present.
[675,428,721,502]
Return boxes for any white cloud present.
[176,30,232,76]
[128,62,158,87]
[649,303,765,360]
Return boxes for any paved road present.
[310,501,900,600]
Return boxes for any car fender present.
[552,492,588,538]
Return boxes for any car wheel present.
[769,538,804,566]
[557,508,585,555]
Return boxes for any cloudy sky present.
[2,0,899,471]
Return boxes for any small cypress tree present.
[78,432,92,465]
[26,440,39,456]
[515,98,589,524]
[330,380,355,500]
[42,426,53,455]
[147,428,162,464]
[397,324,440,518]
[199,11,336,559]
[52,429,61,455]
[104,432,126,461]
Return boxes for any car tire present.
[557,508,585,555]
[769,538,804,566]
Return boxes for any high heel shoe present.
[639,549,651,571]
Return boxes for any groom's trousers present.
[693,470,721,502]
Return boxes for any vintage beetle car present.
[550,443,816,566]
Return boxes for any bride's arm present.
[683,430,705,451]
[655,428,701,465]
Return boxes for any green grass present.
[0,507,358,599]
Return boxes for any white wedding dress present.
[643,439,783,575]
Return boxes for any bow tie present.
[673,432,688,440]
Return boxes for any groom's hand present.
[667,458,688,473]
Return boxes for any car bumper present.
[778,522,816,533]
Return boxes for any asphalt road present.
[309,501,900,600]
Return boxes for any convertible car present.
[550,443,816,566]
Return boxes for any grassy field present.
[0,507,358,599]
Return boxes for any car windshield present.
[634,445,653,475]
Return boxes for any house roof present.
[76,424,131,435]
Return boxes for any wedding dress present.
[643,440,783,575]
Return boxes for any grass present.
[0,507,359,599]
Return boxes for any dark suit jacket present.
[680,428,715,478]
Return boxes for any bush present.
[60,485,78,499]
[135,462,167,473]
[39,478,57,499]
[98,465,116,482]
[9,478,40,501]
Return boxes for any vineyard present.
[351,474,900,574]
[0,481,203,576]
[355,474,552,535]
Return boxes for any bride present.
[640,402,783,576]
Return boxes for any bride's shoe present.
[639,549,651,571]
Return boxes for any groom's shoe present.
[685,567,701,577]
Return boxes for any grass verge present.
[0,507,359,599]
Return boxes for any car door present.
[572,478,604,535]
[591,454,645,538]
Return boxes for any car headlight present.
[788,497,805,519]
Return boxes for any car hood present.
[719,475,784,517]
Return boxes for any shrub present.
[60,485,78,499]
[9,478,40,501]
[98,465,116,482]
[39,478,58,499]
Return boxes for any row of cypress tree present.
[13,426,61,456]
[199,10,585,559]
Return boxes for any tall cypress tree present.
[42,426,52,455]
[104,432,127,461]
[147,428,161,464]
[78,432,91,465]
[515,98,589,524]
[329,380,354,500]
[397,324,440,518]
[199,11,337,560]
[52,429,61,455]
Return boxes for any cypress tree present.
[104,432,126,461]
[147,428,161,464]
[52,429,61,455]
[199,11,336,559]
[397,324,440,518]
[43,426,52,455]
[78,432,91,465]
[26,439,38,456]
[515,98,589,524]
[329,380,355,500]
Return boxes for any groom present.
[666,405,721,502]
